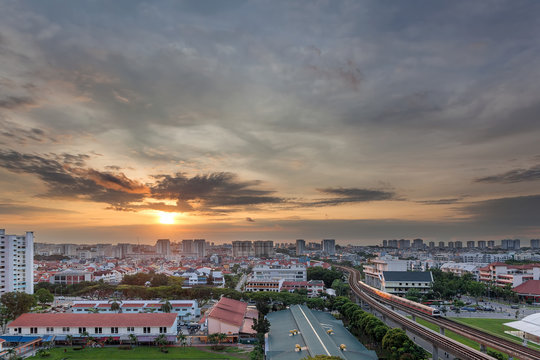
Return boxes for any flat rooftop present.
[266,305,377,360]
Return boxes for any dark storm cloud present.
[310,187,397,206]
[150,172,283,212]
[0,150,146,207]
[0,119,53,145]
[475,164,540,184]
[460,195,540,227]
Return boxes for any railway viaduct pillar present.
[480,344,486,353]
[411,314,416,322]
[439,326,445,335]
[432,344,439,360]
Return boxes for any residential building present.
[440,262,486,280]
[438,241,445,248]
[467,241,475,248]
[245,279,283,293]
[205,297,257,338]
[501,239,520,250]
[448,241,454,249]
[513,280,540,303]
[531,239,540,249]
[429,241,435,249]
[321,239,336,255]
[8,313,178,341]
[0,229,34,295]
[296,239,306,255]
[363,256,408,289]
[380,271,434,296]
[412,238,424,249]
[155,239,171,256]
[254,240,274,258]
[455,241,463,249]
[49,270,93,285]
[479,262,540,287]
[251,261,307,281]
[194,239,206,258]
[382,240,388,247]
[281,280,325,297]
[182,239,193,254]
[488,240,495,248]
[398,239,410,249]
[232,241,253,258]
[478,241,486,249]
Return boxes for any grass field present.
[26,346,248,360]
[450,317,540,350]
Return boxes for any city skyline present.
[2,1,540,244]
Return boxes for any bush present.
[73,347,84,351]
[118,345,132,350]
[160,348,169,353]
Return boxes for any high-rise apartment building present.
[382,240,388,247]
[467,241,475,248]
[307,242,321,250]
[254,240,274,258]
[182,239,193,254]
[412,238,424,249]
[501,239,520,250]
[194,239,206,258]
[438,241,445,248]
[388,240,398,248]
[296,239,306,255]
[448,241,454,249]
[487,240,495,248]
[321,239,336,256]
[455,241,463,249]
[232,241,253,257]
[531,239,540,249]
[477,241,486,249]
[155,239,171,256]
[398,239,410,249]
[428,241,435,249]
[0,229,34,295]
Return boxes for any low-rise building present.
[440,262,486,280]
[251,261,306,281]
[479,262,540,287]
[513,280,540,303]
[49,270,93,285]
[72,300,199,321]
[8,313,178,342]
[204,297,257,339]
[380,271,433,296]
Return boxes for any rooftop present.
[513,280,540,295]
[383,271,433,282]
[266,304,377,360]
[8,313,177,328]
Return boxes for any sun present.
[158,212,176,224]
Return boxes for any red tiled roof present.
[513,280,540,295]
[8,313,177,328]
[145,303,162,308]
[72,303,96,308]
[208,297,249,327]
[97,303,111,308]
[171,304,192,308]
[121,303,144,308]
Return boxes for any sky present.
[1,0,540,245]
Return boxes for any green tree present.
[331,279,349,297]
[66,334,74,348]
[1,292,37,320]
[467,281,486,304]
[109,300,121,313]
[176,332,187,347]
[405,288,421,302]
[151,273,169,287]
[129,333,138,347]
[34,288,54,306]
[160,300,172,313]
[155,333,168,349]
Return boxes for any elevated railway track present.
[337,265,540,360]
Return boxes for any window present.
[127,327,134,332]
[30,327,38,334]
[79,327,86,334]
[159,327,167,333]
[95,327,102,334]
[17,327,21,334]
[111,327,118,334]
[62,327,70,332]
[46,327,54,333]
[143,327,151,334]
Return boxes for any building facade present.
[0,229,34,295]
[321,239,336,255]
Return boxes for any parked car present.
[511,304,520,309]
[462,306,477,312]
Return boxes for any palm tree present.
[160,300,172,313]
[176,332,187,347]
[6,348,16,360]
[88,307,100,314]
[154,333,168,350]
[108,298,121,313]
[129,333,138,347]
[66,334,74,348]
[216,332,227,345]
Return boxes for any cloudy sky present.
[1,0,540,245]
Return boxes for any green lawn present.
[27,346,246,360]
[450,317,540,350]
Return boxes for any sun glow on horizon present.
[158,212,176,224]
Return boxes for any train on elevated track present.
[356,278,441,317]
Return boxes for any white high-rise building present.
[321,239,336,256]
[155,239,171,256]
[0,229,34,294]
